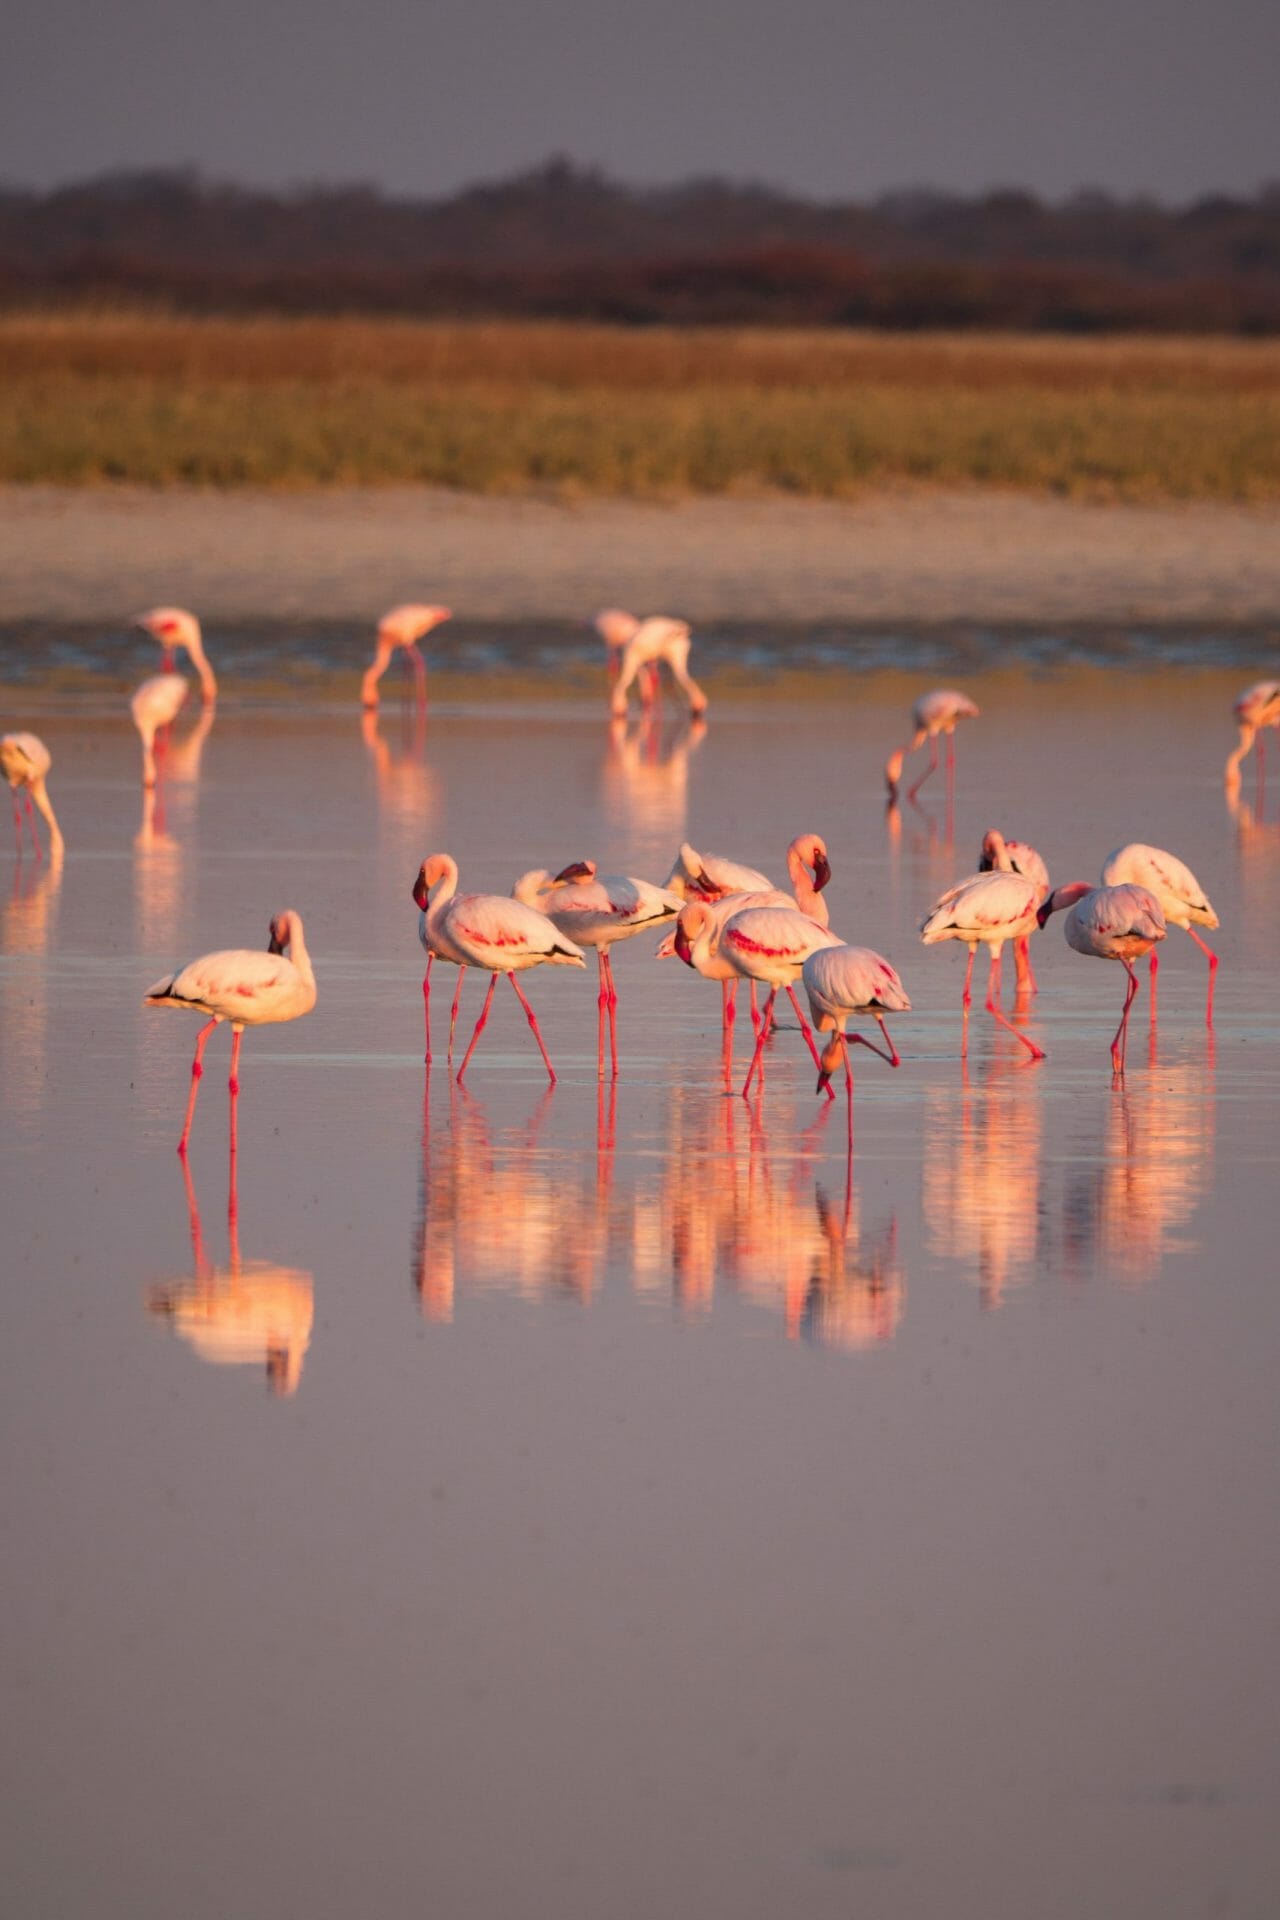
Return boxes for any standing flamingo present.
[416,860,473,1068]
[1099,842,1219,1021]
[361,604,452,710]
[513,861,680,1078]
[977,827,1050,992]
[412,855,586,1083]
[135,607,218,702]
[603,615,708,719]
[130,673,190,788]
[802,944,910,1135]
[1,732,64,861]
[1037,883,1166,1073]
[595,609,661,706]
[677,902,841,1097]
[920,869,1045,1060]
[885,689,980,802]
[145,910,317,1155]
[665,842,775,899]
[1225,681,1280,788]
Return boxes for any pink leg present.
[160,647,173,672]
[1149,947,1159,1024]
[23,792,41,861]
[1112,961,1140,1074]
[785,983,833,1097]
[423,953,433,1063]
[11,789,22,857]
[178,1017,218,1155]
[448,968,465,1062]
[1013,933,1037,994]
[908,735,939,801]
[852,1015,900,1068]
[602,948,619,1078]
[749,980,762,1035]
[408,642,427,713]
[228,1026,243,1159]
[457,974,497,1081]
[721,979,737,1085]
[742,988,778,1097]
[985,950,1045,1060]
[1184,927,1219,1024]
[508,973,557,1083]
[960,945,977,1058]
[596,951,609,1080]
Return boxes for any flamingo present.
[412,854,586,1084]
[416,859,473,1068]
[604,615,708,720]
[802,944,910,1136]
[885,689,980,802]
[0,732,64,861]
[919,869,1045,1060]
[1099,842,1219,1021]
[1037,882,1166,1074]
[361,604,452,710]
[130,673,190,788]
[513,860,680,1077]
[977,827,1050,992]
[145,909,317,1155]
[665,842,774,900]
[595,609,661,706]
[135,607,217,703]
[1225,681,1280,788]
[677,902,841,1097]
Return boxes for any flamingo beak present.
[553,860,594,883]
[813,851,832,892]
[412,872,430,910]
[815,1067,832,1094]
[673,923,694,966]
[1036,902,1053,929]
[267,922,286,955]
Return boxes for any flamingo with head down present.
[1099,842,1219,1021]
[1037,882,1166,1074]
[600,614,708,719]
[677,901,841,1098]
[362,604,452,710]
[130,673,190,788]
[1,732,64,861]
[802,943,911,1137]
[885,689,979,802]
[1225,681,1280,790]
[920,869,1045,1061]
[135,608,217,703]
[977,827,1050,992]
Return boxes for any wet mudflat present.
[3,643,1279,1920]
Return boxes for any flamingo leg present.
[742,988,778,1097]
[1112,961,1140,1074]
[749,980,762,1035]
[602,947,619,1078]
[985,950,1045,1060]
[457,974,497,1082]
[908,734,939,802]
[1013,933,1037,994]
[945,729,956,811]
[228,1026,243,1158]
[785,983,833,1098]
[960,945,977,1058]
[508,973,557,1084]
[448,967,465,1062]
[1149,946,1159,1024]
[1184,927,1219,1024]
[21,792,41,861]
[178,1017,219,1155]
[11,789,22,856]
[408,642,427,712]
[595,950,609,1080]
[853,1014,900,1068]
[423,952,433,1064]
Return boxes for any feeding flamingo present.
[602,614,708,719]
[595,609,661,706]
[1037,882,1166,1074]
[1224,681,1280,788]
[145,910,317,1155]
[130,673,190,788]
[513,860,680,1078]
[135,607,218,703]
[677,901,841,1097]
[802,944,910,1135]
[977,827,1050,991]
[412,854,586,1083]
[920,869,1045,1060]
[885,689,980,802]
[1099,842,1219,1021]
[362,604,452,711]
[1,732,64,861]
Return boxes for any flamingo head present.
[803,835,832,892]
[884,749,905,797]
[413,854,452,910]
[979,828,1007,872]
[594,609,640,650]
[816,1034,844,1094]
[1037,881,1091,929]
[267,911,297,956]
[136,605,200,669]
[553,859,597,884]
[673,901,712,967]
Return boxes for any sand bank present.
[3,485,1279,624]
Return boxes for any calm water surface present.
[3,631,1279,1919]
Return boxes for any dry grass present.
[4,314,1279,498]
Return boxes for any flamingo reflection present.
[601,712,706,858]
[923,1055,1045,1308]
[147,1157,314,1396]
[361,707,439,832]
[2,851,64,1124]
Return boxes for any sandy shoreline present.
[3,485,1280,625]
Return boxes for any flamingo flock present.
[3,603,1259,1158]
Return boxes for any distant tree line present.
[3,159,1279,330]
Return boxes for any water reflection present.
[147,1158,315,1395]
[160,700,216,786]
[923,1056,1044,1308]
[1,850,64,1121]
[361,708,439,833]
[133,786,183,949]
[601,713,706,859]
[412,1077,903,1350]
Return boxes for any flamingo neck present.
[1045,881,1092,917]
[29,778,64,858]
[277,914,315,989]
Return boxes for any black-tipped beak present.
[412,872,430,910]
[1036,902,1052,930]
[816,1068,832,1095]
[267,925,286,955]
[674,925,693,967]
[813,850,832,892]
[554,860,594,883]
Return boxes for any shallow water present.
[3,636,1280,1919]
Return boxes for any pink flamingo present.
[678,902,841,1097]
[130,673,190,788]
[145,910,317,1155]
[595,609,661,707]
[665,842,774,900]
[1,732,64,861]
[135,607,218,703]
[1099,842,1219,1021]
[361,604,452,711]
[601,614,708,719]
[1225,681,1280,790]
[412,854,586,1083]
[416,860,473,1068]
[977,827,1049,992]
[513,860,680,1078]
[1037,882,1166,1074]
[885,689,980,802]
[920,869,1045,1060]
[802,944,910,1136]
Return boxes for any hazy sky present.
[6,0,1278,201]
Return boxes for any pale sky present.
[5,0,1277,201]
